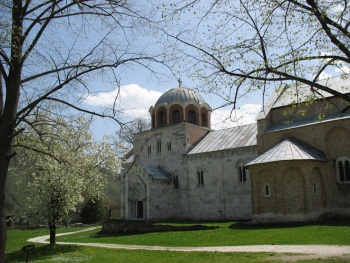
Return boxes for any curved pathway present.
[28,227,350,261]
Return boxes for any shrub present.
[80,197,105,224]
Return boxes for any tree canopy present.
[161,0,350,110]
[0,1,161,260]
[10,113,119,244]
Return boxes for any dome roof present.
[155,87,206,106]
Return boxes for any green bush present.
[80,197,105,224]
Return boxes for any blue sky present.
[83,80,262,141]
[75,1,349,141]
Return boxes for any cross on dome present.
[178,78,182,88]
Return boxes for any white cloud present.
[211,104,262,130]
[84,84,162,119]
[335,66,350,74]
[85,84,261,130]
[318,72,333,80]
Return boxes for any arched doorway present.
[129,183,146,219]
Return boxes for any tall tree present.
[11,113,119,245]
[0,1,160,260]
[161,0,350,109]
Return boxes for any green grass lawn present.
[57,219,350,246]
[5,219,350,263]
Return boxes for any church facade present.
[247,76,350,221]
[120,87,257,221]
[121,76,350,222]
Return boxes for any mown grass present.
[5,219,350,263]
[58,219,350,246]
[5,228,274,263]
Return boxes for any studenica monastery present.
[121,75,350,222]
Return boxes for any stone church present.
[120,75,350,222]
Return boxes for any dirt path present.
[28,227,350,262]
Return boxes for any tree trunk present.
[0,96,17,263]
[0,124,14,263]
[0,1,23,262]
[0,164,8,263]
[49,224,56,245]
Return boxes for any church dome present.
[150,85,211,129]
[155,87,206,106]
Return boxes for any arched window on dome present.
[188,110,196,124]
[173,110,181,123]
[201,112,207,127]
[151,114,155,128]
[159,111,166,126]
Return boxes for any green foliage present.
[9,112,120,227]
[160,0,350,109]
[80,197,105,224]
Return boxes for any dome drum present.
[150,86,211,129]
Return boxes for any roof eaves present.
[245,137,326,167]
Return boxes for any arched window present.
[201,112,207,126]
[238,165,247,183]
[160,111,166,125]
[173,110,181,123]
[313,182,317,195]
[188,110,196,124]
[264,184,270,197]
[173,175,179,189]
[197,170,204,186]
[157,138,161,154]
[336,156,350,183]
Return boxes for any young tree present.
[161,0,350,110]
[0,1,160,260]
[11,113,119,245]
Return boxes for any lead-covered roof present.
[187,123,257,155]
[155,87,206,106]
[245,137,326,166]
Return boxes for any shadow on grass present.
[229,218,350,230]
[5,244,81,262]
[90,223,220,239]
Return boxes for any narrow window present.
[188,110,196,124]
[313,182,317,195]
[238,166,247,182]
[167,142,172,152]
[147,145,152,157]
[264,184,270,197]
[160,111,166,126]
[173,110,180,123]
[197,170,204,186]
[201,113,207,126]
[174,175,179,189]
[345,160,350,181]
[339,161,345,181]
[157,138,161,154]
[336,157,350,183]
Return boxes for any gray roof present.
[187,123,257,155]
[258,75,350,120]
[266,111,350,133]
[124,154,134,164]
[245,137,326,166]
[138,161,172,180]
[155,87,206,106]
